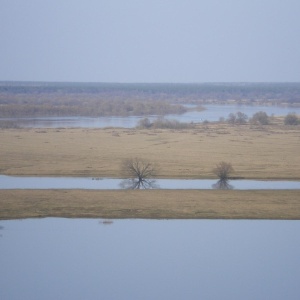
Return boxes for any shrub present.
[137,117,152,129]
[137,117,193,129]
[236,112,248,124]
[250,111,269,125]
[227,112,248,124]
[284,113,299,125]
[152,118,193,129]
[227,113,236,124]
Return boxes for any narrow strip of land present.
[1,190,299,220]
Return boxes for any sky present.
[1,0,300,83]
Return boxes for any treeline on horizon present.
[0,96,186,118]
[0,82,299,118]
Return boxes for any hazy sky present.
[1,0,300,82]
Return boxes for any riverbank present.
[1,189,300,220]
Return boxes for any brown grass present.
[0,123,299,220]
[0,123,299,179]
[0,189,299,220]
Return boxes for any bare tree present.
[120,158,158,189]
[213,161,234,181]
[236,111,248,124]
[227,113,236,124]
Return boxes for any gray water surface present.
[1,175,300,190]
[3,104,300,128]
[0,218,299,300]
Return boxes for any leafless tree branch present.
[213,161,234,181]
[120,158,158,189]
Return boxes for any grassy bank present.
[0,124,299,179]
[1,190,300,220]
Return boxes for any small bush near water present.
[137,117,194,129]
[250,111,270,125]
[227,112,248,125]
[284,113,299,125]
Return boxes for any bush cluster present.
[137,117,194,129]
[227,112,248,124]
[227,111,269,125]
[250,111,269,125]
[284,113,299,125]
[225,111,300,126]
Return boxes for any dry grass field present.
[0,123,299,220]
[0,123,299,179]
[0,190,299,220]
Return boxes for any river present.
[0,218,299,300]
[1,175,300,190]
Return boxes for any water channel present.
[3,104,300,128]
[0,218,299,300]
[1,175,300,190]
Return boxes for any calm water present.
[0,218,299,300]
[1,175,300,190]
[3,104,300,128]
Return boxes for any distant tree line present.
[0,81,299,114]
[1,82,299,119]
[0,96,186,118]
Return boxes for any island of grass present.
[0,121,299,220]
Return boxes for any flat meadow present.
[0,122,300,220]
[0,122,299,179]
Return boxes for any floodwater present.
[3,104,300,128]
[1,175,300,190]
[0,218,299,300]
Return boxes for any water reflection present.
[212,179,234,190]
[99,220,114,225]
[0,225,4,237]
[119,178,159,189]
[1,175,300,190]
